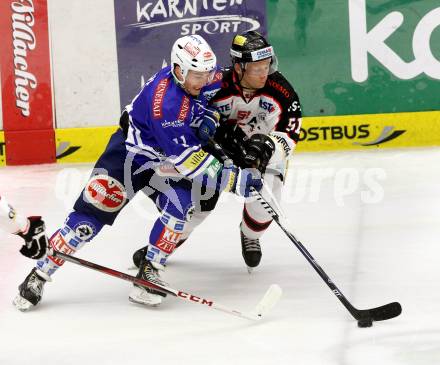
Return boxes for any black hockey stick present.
[51,249,282,321]
[253,187,401,326]
[209,138,402,326]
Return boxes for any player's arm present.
[263,84,302,181]
[153,110,262,198]
[190,104,221,146]
[152,108,222,180]
[272,84,302,156]
[0,195,48,259]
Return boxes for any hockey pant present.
[241,135,288,240]
[241,171,283,239]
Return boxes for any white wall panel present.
[48,0,120,128]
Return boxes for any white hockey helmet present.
[171,35,217,84]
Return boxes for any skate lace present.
[243,237,261,252]
[28,274,44,295]
[142,264,166,287]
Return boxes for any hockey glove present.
[222,165,263,198]
[213,124,247,165]
[17,216,48,259]
[197,108,220,145]
[243,134,276,173]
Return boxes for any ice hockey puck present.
[357,318,373,328]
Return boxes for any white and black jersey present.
[210,68,302,166]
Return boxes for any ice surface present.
[1,148,440,365]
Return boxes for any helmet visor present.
[186,69,216,85]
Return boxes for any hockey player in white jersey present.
[0,195,48,259]
[211,31,302,270]
[132,31,302,272]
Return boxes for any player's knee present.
[59,212,103,250]
[157,193,195,222]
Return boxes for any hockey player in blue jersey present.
[132,31,302,273]
[13,35,263,311]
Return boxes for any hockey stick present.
[209,138,402,326]
[51,250,282,321]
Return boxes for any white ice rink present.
[1,147,440,365]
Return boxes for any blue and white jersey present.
[125,66,222,179]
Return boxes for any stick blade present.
[250,284,283,319]
[367,302,402,321]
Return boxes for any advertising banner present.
[267,0,440,117]
[0,0,55,165]
[48,110,440,164]
[114,0,268,109]
[55,127,117,163]
[297,111,440,152]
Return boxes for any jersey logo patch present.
[178,96,190,121]
[209,71,223,84]
[74,222,96,242]
[259,99,275,113]
[152,78,169,119]
[7,205,16,220]
[267,79,290,98]
[237,110,251,120]
[84,175,127,213]
[182,149,208,171]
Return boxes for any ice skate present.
[13,268,49,311]
[131,245,148,270]
[241,228,262,273]
[129,260,167,307]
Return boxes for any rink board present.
[55,126,117,163]
[52,111,440,163]
[296,110,440,152]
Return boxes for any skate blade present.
[12,295,34,312]
[129,286,162,307]
[247,266,254,274]
[128,296,161,307]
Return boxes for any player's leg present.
[13,211,106,311]
[132,184,220,268]
[240,133,290,270]
[129,182,219,305]
[13,129,153,310]
[240,171,283,270]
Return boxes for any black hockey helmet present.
[230,31,278,72]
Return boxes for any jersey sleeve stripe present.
[125,143,161,161]
[125,121,165,160]
[171,145,201,166]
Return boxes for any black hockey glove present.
[243,134,276,173]
[17,216,48,259]
[214,124,247,165]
